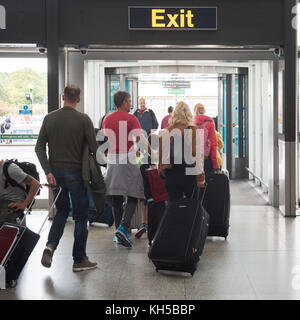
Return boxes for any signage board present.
[168,89,185,95]
[128,7,217,30]
[163,81,191,89]
[0,134,38,139]
[19,105,32,115]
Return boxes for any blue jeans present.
[47,169,89,264]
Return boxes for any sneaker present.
[72,257,97,272]
[113,235,122,244]
[135,223,147,239]
[41,245,55,268]
[115,225,132,248]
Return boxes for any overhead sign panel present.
[163,81,191,88]
[128,7,217,30]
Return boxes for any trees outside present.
[0,68,47,116]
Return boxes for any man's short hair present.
[168,106,173,114]
[64,85,81,103]
[114,91,131,108]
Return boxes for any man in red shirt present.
[102,91,154,247]
[161,106,173,129]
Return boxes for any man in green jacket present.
[35,85,98,272]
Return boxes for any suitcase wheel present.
[156,268,159,272]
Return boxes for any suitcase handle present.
[37,185,62,235]
[191,185,206,204]
[19,184,62,235]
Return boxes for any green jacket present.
[82,140,106,214]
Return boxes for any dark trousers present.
[164,166,197,201]
[204,157,213,176]
[47,169,89,264]
[107,195,138,231]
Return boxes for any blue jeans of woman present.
[47,169,89,264]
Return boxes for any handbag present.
[146,167,169,202]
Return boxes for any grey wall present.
[0,0,284,45]
[59,0,283,46]
[0,0,46,42]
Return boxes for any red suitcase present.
[0,225,19,266]
[0,184,62,289]
[146,167,169,202]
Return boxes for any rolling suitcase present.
[203,172,230,239]
[0,184,62,289]
[88,205,114,227]
[148,187,209,276]
[147,201,166,246]
[87,191,114,227]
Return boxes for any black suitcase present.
[203,172,230,239]
[3,223,40,284]
[88,205,114,227]
[148,189,209,276]
[147,201,166,246]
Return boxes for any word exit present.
[129,7,217,31]
[152,9,194,28]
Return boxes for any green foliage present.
[0,68,47,106]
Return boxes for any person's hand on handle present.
[46,173,56,187]
[197,179,206,188]
[8,201,26,211]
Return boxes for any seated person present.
[0,159,40,227]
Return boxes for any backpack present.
[3,159,41,200]
[198,120,211,157]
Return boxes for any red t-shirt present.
[102,111,142,154]
[161,114,171,129]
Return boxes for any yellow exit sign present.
[152,9,195,28]
[128,7,217,30]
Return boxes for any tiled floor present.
[1,180,300,300]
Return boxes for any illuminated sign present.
[128,7,217,30]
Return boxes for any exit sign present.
[128,7,217,30]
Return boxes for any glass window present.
[0,57,48,200]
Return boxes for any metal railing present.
[245,167,269,191]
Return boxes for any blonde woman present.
[158,101,205,200]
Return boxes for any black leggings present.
[164,166,197,201]
[107,195,138,231]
